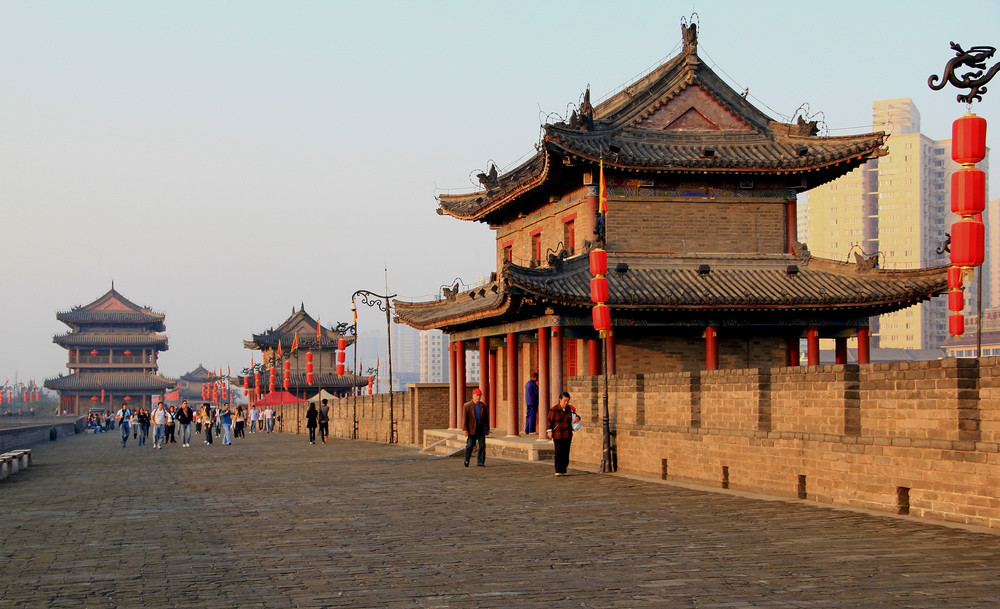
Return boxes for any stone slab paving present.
[2,431,1000,608]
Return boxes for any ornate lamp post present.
[351,290,397,443]
[590,159,616,473]
[929,42,998,354]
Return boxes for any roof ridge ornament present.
[680,15,699,65]
[928,42,1000,105]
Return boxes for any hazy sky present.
[2,0,998,385]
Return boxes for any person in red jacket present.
[546,392,581,476]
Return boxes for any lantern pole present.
[351,290,397,443]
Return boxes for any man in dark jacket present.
[176,400,194,447]
[462,388,490,467]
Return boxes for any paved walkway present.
[2,430,1000,608]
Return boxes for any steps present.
[422,429,554,462]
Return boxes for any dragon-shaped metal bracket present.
[928,42,1000,104]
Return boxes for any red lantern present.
[337,351,346,364]
[100,389,105,403]
[269,382,275,393]
[950,313,965,336]
[123,350,132,356]
[306,372,314,385]
[592,304,611,332]
[306,352,313,363]
[948,266,964,289]
[952,168,986,216]
[952,113,987,164]
[91,396,98,401]
[950,219,985,267]
[124,396,131,401]
[338,338,347,351]
[590,276,609,303]
[949,289,964,312]
[90,349,99,356]
[589,248,608,275]
[337,363,345,376]
[243,376,249,396]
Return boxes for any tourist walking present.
[318,399,330,443]
[151,402,167,449]
[202,403,214,445]
[136,407,150,446]
[115,402,131,447]
[248,405,259,434]
[306,402,318,444]
[524,372,539,434]
[264,407,275,432]
[234,406,245,439]
[462,388,490,467]
[546,392,580,475]
[219,403,233,445]
[165,405,177,445]
[176,400,194,447]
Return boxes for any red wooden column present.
[785,199,797,254]
[786,337,800,366]
[550,326,564,406]
[834,337,848,364]
[507,332,519,436]
[456,341,467,416]
[806,326,820,366]
[488,349,498,429]
[857,327,871,365]
[538,327,550,440]
[448,342,457,428]
[587,338,601,375]
[607,329,616,375]
[705,326,719,371]
[478,336,490,413]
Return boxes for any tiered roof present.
[437,24,886,224]
[56,288,166,331]
[45,372,176,392]
[244,305,354,351]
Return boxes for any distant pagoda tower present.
[44,287,175,414]
[177,364,215,402]
[243,304,369,399]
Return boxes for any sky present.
[2,0,998,386]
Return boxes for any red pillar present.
[705,326,719,371]
[786,337,800,366]
[478,336,489,413]
[857,327,871,365]
[538,327,550,440]
[550,325,564,407]
[488,349,498,429]
[785,199,797,254]
[587,338,601,375]
[448,342,457,429]
[456,341,467,417]
[834,337,848,364]
[807,326,820,366]
[607,330,616,375]
[507,332,519,436]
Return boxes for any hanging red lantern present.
[123,350,132,356]
[124,396,131,402]
[948,289,964,312]
[947,266,964,289]
[90,396,98,401]
[590,276,609,303]
[950,219,985,267]
[306,371,314,385]
[306,351,313,363]
[950,313,965,336]
[269,381,275,393]
[589,248,608,275]
[952,113,987,164]
[100,389,105,403]
[952,168,986,216]
[337,351,346,364]
[243,375,249,396]
[337,363,345,376]
[90,349,99,356]
[592,304,612,332]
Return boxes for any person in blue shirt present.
[524,372,539,433]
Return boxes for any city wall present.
[0,418,84,452]
[568,358,1000,530]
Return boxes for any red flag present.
[291,332,299,352]
[316,318,322,341]
[599,158,607,214]
[277,340,283,358]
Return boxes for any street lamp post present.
[351,290,398,443]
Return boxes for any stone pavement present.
[2,431,1000,609]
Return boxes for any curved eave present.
[437,151,554,223]
[53,333,169,348]
[393,289,513,331]
[44,373,178,392]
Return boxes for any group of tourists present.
[461,377,581,475]
[114,399,278,448]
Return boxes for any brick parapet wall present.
[568,360,1000,530]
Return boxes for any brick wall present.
[568,358,1000,530]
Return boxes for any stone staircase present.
[422,429,554,462]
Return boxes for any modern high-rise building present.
[803,98,990,350]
